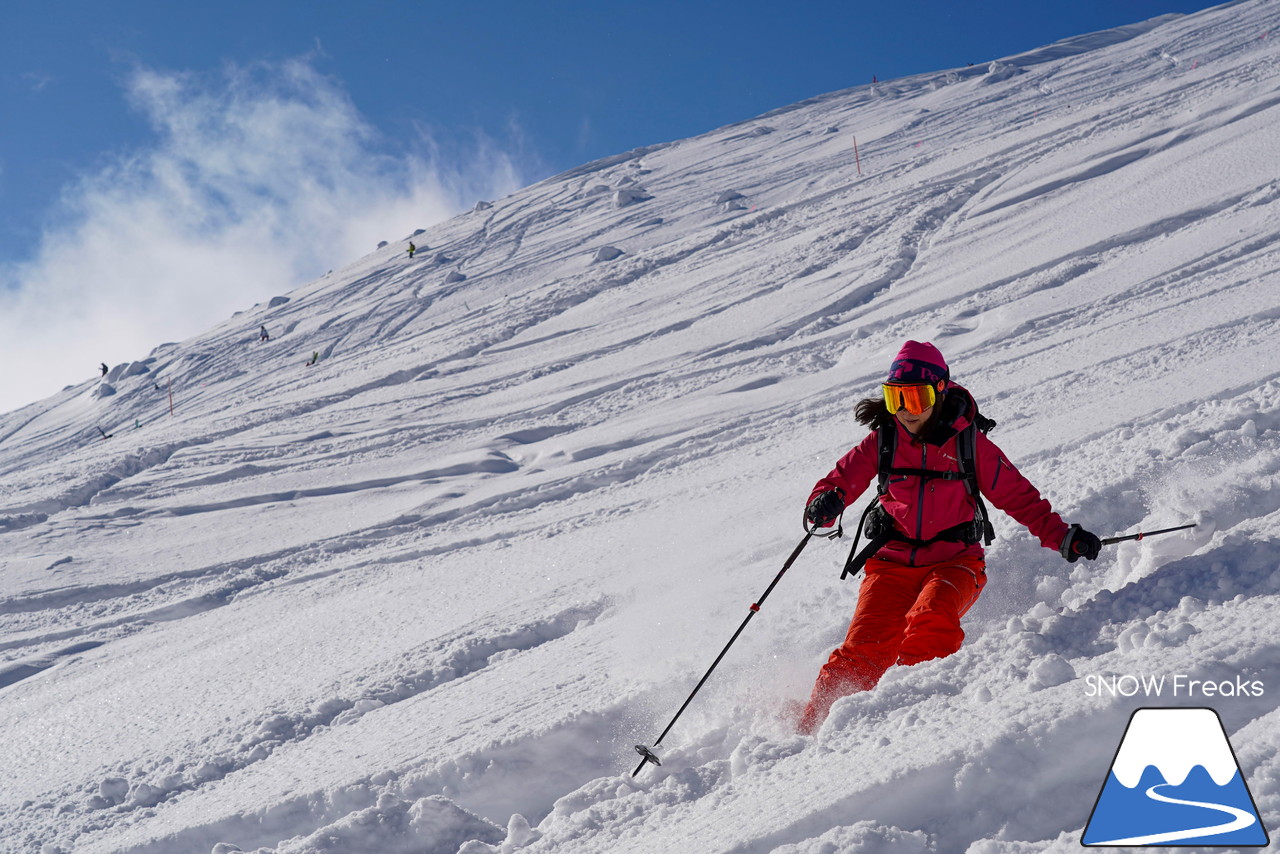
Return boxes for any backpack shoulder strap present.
[957,422,996,545]
[840,422,896,582]
[876,419,895,494]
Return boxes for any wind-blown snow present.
[2,2,1279,853]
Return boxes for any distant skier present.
[100,363,108,377]
[408,241,416,259]
[260,325,270,342]
[307,351,319,367]
[797,341,1101,734]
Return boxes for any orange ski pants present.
[799,555,986,734]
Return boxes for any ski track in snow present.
[2,3,1280,853]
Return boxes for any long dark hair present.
[854,396,891,428]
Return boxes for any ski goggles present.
[882,382,937,415]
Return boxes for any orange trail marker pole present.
[853,136,863,176]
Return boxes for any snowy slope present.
[2,2,1280,852]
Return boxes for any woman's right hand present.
[805,489,846,527]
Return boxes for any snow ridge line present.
[1043,537,1280,658]
[5,451,602,659]
[0,438,212,533]
[111,703,632,854]
[62,598,612,829]
[156,454,519,519]
[0,564,234,619]
[0,562,300,678]
[0,639,105,690]
[435,205,798,364]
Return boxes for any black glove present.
[1061,524,1102,562]
[805,489,845,527]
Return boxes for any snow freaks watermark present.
[1083,673,1265,699]
[1081,708,1269,847]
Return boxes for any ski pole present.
[633,529,818,777]
[1101,523,1196,546]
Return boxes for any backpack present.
[840,409,997,581]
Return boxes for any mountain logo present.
[1082,707,1269,847]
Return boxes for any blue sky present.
[0,0,1229,411]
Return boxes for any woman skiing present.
[798,341,1101,734]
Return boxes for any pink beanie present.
[886,341,949,386]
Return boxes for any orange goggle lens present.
[882,383,936,415]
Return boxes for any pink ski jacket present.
[809,387,1070,566]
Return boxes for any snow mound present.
[269,794,503,854]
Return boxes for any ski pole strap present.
[803,514,844,540]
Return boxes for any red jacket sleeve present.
[975,432,1069,550]
[807,431,880,523]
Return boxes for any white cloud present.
[22,71,54,92]
[0,58,528,413]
